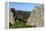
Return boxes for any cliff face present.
[26,5,44,27]
[9,10,15,24]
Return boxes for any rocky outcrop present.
[9,9,15,24]
[26,4,44,27]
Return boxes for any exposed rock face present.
[26,5,44,27]
[9,10,15,24]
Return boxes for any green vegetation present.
[9,21,35,28]
[10,21,25,28]
[9,20,27,28]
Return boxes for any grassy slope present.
[9,21,26,28]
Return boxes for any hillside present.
[9,9,32,28]
[15,10,31,21]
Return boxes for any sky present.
[9,2,40,11]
